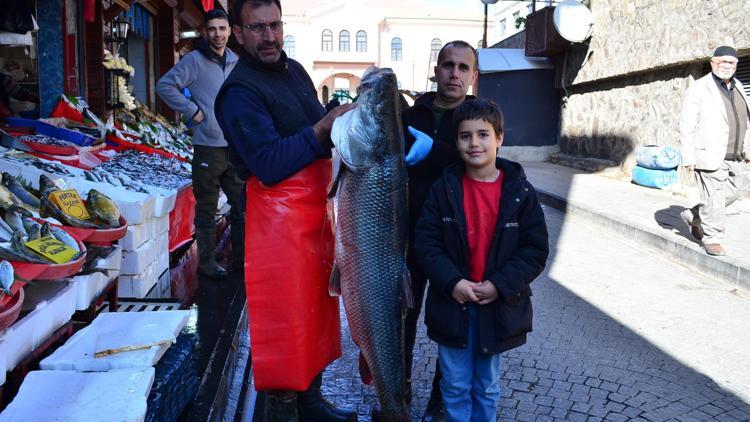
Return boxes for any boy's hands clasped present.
[452,279,499,305]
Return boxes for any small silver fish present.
[0,260,14,293]
[49,226,80,252]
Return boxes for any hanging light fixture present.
[108,16,130,45]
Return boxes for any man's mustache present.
[258,42,280,50]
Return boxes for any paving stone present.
[534,395,555,407]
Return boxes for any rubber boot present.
[262,390,298,422]
[195,223,228,280]
[230,219,244,273]
[298,373,358,422]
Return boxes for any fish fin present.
[328,263,341,296]
[401,266,415,309]
[359,352,373,385]
[327,165,346,199]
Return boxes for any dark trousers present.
[192,145,246,227]
[405,250,442,397]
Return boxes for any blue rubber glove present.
[405,126,434,166]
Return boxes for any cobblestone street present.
[323,206,750,421]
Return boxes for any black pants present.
[192,145,246,227]
[404,248,442,396]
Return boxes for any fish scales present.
[332,67,410,420]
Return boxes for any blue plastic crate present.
[4,117,97,146]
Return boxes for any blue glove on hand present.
[405,126,434,166]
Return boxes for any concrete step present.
[522,161,750,292]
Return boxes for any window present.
[527,3,533,16]
[430,81,437,91]
[391,37,402,61]
[477,39,483,48]
[284,35,295,59]
[321,29,333,51]
[339,30,350,52]
[356,30,367,52]
[322,86,329,103]
[500,18,506,36]
[513,11,520,22]
[430,38,441,62]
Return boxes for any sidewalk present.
[521,161,750,291]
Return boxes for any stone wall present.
[557,0,750,170]
[560,63,701,169]
[565,0,750,85]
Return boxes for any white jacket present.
[680,73,750,170]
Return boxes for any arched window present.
[430,38,441,62]
[356,30,367,52]
[391,37,402,61]
[284,35,295,59]
[322,86,329,103]
[339,30,350,52]
[477,39,483,48]
[321,29,333,51]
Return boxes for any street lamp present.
[108,16,130,45]
[481,0,499,48]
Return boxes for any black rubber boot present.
[262,390,298,422]
[195,221,228,280]
[298,373,358,422]
[229,221,244,273]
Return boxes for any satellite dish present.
[553,0,594,43]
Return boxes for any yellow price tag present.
[49,190,91,220]
[25,236,77,264]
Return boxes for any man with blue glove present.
[401,40,478,421]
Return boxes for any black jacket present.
[215,51,328,183]
[401,92,476,235]
[414,158,549,354]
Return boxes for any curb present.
[536,189,749,292]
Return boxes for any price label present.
[49,190,91,220]
[25,236,77,264]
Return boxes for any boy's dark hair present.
[232,0,282,25]
[453,99,504,138]
[436,40,477,68]
[205,9,229,24]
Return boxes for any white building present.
[281,0,489,103]
[490,0,557,42]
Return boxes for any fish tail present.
[401,265,414,309]
[328,263,341,296]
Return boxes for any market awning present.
[478,48,553,74]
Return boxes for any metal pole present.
[482,3,488,48]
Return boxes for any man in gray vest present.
[680,46,750,256]
[157,9,245,278]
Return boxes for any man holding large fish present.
[215,0,356,420]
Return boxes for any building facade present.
[282,0,488,103]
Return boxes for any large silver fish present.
[330,67,412,421]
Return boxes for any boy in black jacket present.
[415,99,549,421]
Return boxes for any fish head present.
[39,174,60,196]
[0,260,13,292]
[332,67,405,169]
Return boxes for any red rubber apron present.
[244,158,341,391]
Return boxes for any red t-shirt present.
[462,171,504,282]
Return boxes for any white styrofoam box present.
[121,239,155,275]
[66,179,157,226]
[0,340,6,386]
[119,222,149,251]
[0,282,77,371]
[152,189,177,218]
[154,214,170,236]
[146,269,170,300]
[68,245,122,310]
[118,265,156,299]
[0,155,82,191]
[158,269,171,298]
[155,249,169,277]
[69,270,119,311]
[0,368,155,422]
[39,311,190,372]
